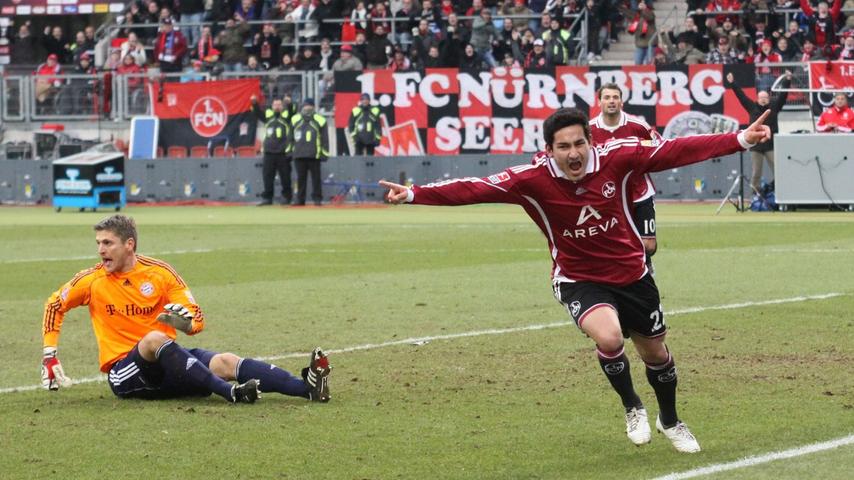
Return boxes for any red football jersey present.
[410,133,749,286]
[589,112,660,203]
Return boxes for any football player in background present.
[381,108,772,453]
[589,83,660,273]
[42,214,331,403]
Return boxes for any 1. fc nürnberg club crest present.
[190,96,228,137]
[602,181,616,199]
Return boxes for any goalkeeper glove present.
[156,303,194,334]
[41,347,72,391]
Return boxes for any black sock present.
[156,340,235,402]
[237,358,309,398]
[646,350,679,427]
[597,345,642,410]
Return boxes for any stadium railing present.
[1,62,815,123]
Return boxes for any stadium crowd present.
[8,0,854,77]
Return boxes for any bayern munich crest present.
[139,282,155,297]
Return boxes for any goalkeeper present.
[41,214,331,403]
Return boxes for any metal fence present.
[1,63,819,123]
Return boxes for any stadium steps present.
[594,0,688,66]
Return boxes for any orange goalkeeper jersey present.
[43,255,205,372]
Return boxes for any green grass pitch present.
[0,204,852,479]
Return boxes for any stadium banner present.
[808,60,854,91]
[0,0,125,15]
[807,61,854,115]
[333,64,756,156]
[150,78,262,149]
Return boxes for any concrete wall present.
[1,151,750,205]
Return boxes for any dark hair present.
[543,108,590,146]
[94,214,138,252]
[597,82,622,100]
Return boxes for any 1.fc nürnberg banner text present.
[334,65,758,156]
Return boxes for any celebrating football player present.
[381,108,771,453]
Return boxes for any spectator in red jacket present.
[35,53,62,104]
[750,39,782,91]
[117,53,145,90]
[154,18,188,73]
[817,93,854,133]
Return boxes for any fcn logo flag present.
[150,78,262,148]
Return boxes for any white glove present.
[156,303,194,334]
[41,347,72,391]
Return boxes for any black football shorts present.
[553,273,666,338]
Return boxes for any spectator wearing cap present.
[154,18,188,73]
[712,16,749,52]
[9,23,38,65]
[252,23,282,69]
[816,92,854,133]
[290,98,329,206]
[35,53,63,106]
[525,38,551,69]
[215,17,250,72]
[348,93,382,155]
[725,70,791,192]
[706,36,742,63]
[332,44,364,71]
[750,39,782,92]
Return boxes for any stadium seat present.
[235,146,258,157]
[212,146,234,157]
[190,146,209,158]
[167,146,188,158]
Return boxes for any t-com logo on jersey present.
[190,96,228,137]
[563,205,619,238]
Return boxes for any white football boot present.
[625,407,652,445]
[656,416,701,453]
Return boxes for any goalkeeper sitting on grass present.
[41,214,331,403]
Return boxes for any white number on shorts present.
[650,309,664,331]
[644,219,656,234]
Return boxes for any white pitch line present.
[0,249,215,264]
[651,433,854,480]
[0,292,843,395]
